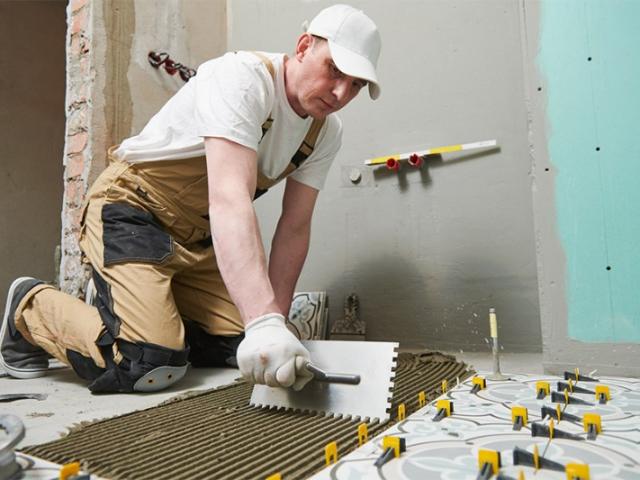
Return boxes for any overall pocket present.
[101,203,174,266]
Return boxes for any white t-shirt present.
[113,51,342,191]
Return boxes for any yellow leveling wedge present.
[595,385,610,404]
[357,423,368,446]
[418,391,426,408]
[59,462,81,480]
[511,406,528,431]
[398,403,406,421]
[432,399,453,422]
[583,413,602,440]
[566,463,590,480]
[536,381,550,399]
[471,376,487,394]
[325,441,338,466]
[374,436,407,468]
[477,449,501,480]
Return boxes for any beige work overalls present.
[14,53,326,392]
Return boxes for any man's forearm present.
[269,218,311,315]
[209,197,280,324]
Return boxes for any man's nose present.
[332,79,350,104]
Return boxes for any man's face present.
[295,36,368,119]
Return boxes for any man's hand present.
[237,313,314,391]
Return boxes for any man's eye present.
[330,64,341,75]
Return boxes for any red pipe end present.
[408,153,423,168]
[386,158,400,171]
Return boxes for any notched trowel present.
[250,340,399,421]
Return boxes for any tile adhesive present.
[23,352,472,479]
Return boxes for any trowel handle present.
[304,362,361,385]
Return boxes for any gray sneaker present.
[0,277,48,378]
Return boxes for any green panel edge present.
[538,0,640,342]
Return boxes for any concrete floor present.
[1,350,542,449]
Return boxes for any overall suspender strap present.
[292,118,324,167]
[247,51,327,198]
[249,52,276,137]
[250,51,276,80]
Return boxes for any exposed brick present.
[67,132,88,155]
[71,206,85,227]
[67,111,88,133]
[68,99,88,114]
[65,154,86,179]
[64,179,83,204]
[62,0,93,296]
[69,33,89,57]
[77,55,90,78]
[67,119,88,137]
[69,33,80,55]
[70,6,88,35]
[69,95,88,107]
[67,60,93,86]
[68,78,89,97]
[71,0,88,13]
[67,127,88,138]
[61,228,80,240]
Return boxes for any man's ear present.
[295,33,313,62]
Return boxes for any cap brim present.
[327,39,381,100]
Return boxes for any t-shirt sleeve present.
[289,116,343,191]
[194,53,274,151]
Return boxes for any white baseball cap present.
[305,4,382,100]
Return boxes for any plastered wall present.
[0,1,66,309]
[229,0,541,352]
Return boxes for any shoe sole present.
[0,276,48,379]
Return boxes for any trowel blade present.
[250,340,398,421]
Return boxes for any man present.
[0,4,381,393]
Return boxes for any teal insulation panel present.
[539,0,640,342]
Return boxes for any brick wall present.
[60,0,92,296]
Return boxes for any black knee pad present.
[184,321,244,368]
[88,338,189,394]
[67,349,106,381]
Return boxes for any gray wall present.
[94,0,227,172]
[111,0,228,140]
[0,1,66,307]
[229,0,541,352]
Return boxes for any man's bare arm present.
[204,137,281,323]
[205,137,314,390]
[269,178,318,315]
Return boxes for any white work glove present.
[237,313,314,391]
